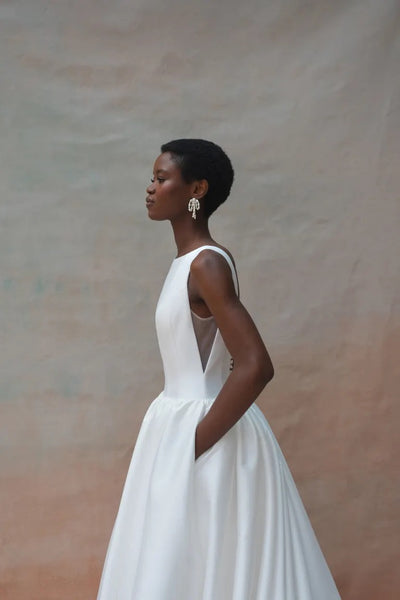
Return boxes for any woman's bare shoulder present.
[191,243,236,271]
[190,245,238,297]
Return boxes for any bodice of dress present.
[155,245,239,400]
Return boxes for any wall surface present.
[1,1,399,598]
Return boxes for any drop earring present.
[188,197,200,220]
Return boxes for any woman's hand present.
[194,424,213,460]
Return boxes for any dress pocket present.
[194,439,220,468]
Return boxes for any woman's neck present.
[170,215,214,257]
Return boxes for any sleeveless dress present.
[96,245,341,600]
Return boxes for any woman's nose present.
[146,181,155,194]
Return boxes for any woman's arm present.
[189,250,274,460]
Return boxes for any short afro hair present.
[160,138,234,218]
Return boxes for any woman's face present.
[145,152,193,221]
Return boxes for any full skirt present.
[96,392,341,600]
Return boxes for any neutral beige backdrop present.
[1,1,399,598]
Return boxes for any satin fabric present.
[96,245,341,599]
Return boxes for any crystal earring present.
[188,197,200,219]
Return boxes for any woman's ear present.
[193,179,209,200]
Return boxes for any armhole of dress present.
[188,245,239,372]
[196,246,240,297]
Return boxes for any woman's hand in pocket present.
[194,423,214,460]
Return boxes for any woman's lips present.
[146,198,155,208]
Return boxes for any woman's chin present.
[146,205,156,219]
[147,210,166,221]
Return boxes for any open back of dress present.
[191,311,218,372]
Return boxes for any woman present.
[96,139,341,599]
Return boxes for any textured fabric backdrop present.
[1,1,399,598]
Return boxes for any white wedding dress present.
[96,245,341,599]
